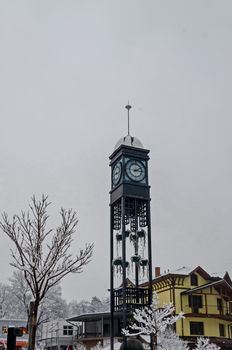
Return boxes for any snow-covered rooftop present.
[103,342,121,350]
[210,271,227,278]
[156,266,228,280]
[158,266,194,278]
[114,135,143,150]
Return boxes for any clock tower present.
[109,105,153,349]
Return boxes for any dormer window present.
[191,273,198,286]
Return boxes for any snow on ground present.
[103,342,121,350]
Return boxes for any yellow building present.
[152,266,232,349]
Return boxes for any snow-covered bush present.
[158,329,188,350]
[91,342,103,350]
[76,344,87,350]
[122,292,184,338]
[122,292,220,350]
[194,338,220,350]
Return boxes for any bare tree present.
[0,195,94,350]
[9,270,31,318]
[9,271,68,329]
[0,283,9,318]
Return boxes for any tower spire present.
[125,103,132,136]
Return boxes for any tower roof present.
[114,135,144,150]
[114,103,144,151]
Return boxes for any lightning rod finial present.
[125,102,132,136]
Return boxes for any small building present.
[39,320,77,350]
[148,266,232,349]
[67,312,123,350]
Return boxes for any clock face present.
[125,159,146,182]
[112,162,122,186]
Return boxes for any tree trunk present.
[151,334,157,350]
[28,301,39,350]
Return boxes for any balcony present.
[78,332,103,339]
[182,304,232,320]
[113,287,150,312]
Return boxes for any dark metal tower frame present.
[109,142,153,350]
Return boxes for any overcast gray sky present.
[0,1,232,302]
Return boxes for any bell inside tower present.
[112,197,150,305]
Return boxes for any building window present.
[217,298,223,314]
[188,295,203,313]
[219,324,225,337]
[190,273,198,286]
[229,302,232,315]
[103,324,110,337]
[63,325,73,336]
[190,322,204,335]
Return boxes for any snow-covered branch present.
[122,294,221,350]
[194,338,220,350]
[122,292,184,337]
[0,195,94,350]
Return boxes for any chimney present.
[155,266,161,277]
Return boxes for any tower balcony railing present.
[113,287,150,312]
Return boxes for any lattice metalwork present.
[113,287,150,311]
[138,201,148,227]
[124,214,129,226]
[113,200,121,230]
[129,215,136,232]
[124,198,135,230]
[113,198,148,231]
[125,198,135,215]
[125,198,148,231]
